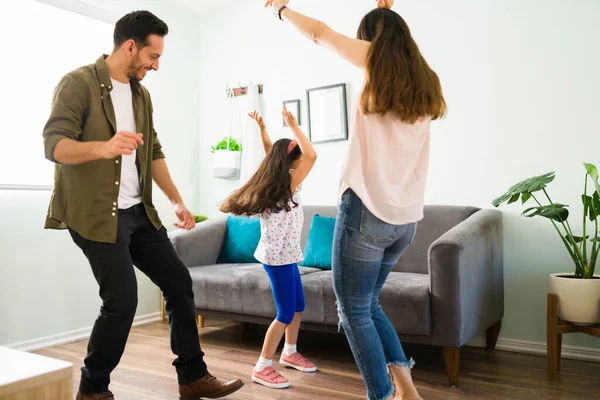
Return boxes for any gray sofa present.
[169,205,504,386]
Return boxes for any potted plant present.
[194,215,208,223]
[211,136,242,179]
[492,163,600,325]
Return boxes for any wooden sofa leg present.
[160,293,166,322]
[486,319,502,350]
[443,347,460,387]
[197,314,205,328]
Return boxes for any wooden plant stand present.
[547,293,600,380]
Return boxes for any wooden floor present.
[36,319,600,400]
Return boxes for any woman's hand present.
[376,0,394,9]
[264,0,289,10]
[248,111,266,130]
[282,104,298,129]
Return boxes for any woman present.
[263,1,446,399]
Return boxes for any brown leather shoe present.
[179,373,244,399]
[75,391,115,400]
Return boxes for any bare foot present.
[389,365,421,399]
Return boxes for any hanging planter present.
[212,136,242,179]
[212,87,244,180]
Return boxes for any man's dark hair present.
[113,11,169,50]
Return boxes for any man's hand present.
[100,131,144,159]
[282,104,298,129]
[248,111,266,130]
[152,158,193,229]
[174,203,195,230]
[376,0,394,9]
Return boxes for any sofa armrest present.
[428,209,504,347]
[169,217,227,268]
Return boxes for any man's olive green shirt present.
[43,55,165,243]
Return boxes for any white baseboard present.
[468,336,600,362]
[8,312,161,352]
[8,314,600,363]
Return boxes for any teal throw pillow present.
[217,216,261,264]
[301,215,336,270]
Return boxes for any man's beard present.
[126,54,144,82]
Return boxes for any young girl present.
[219,105,318,389]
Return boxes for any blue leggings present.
[263,263,306,325]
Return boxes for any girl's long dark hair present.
[219,138,302,216]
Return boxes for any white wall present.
[196,0,600,351]
[4,0,599,355]
[0,0,202,347]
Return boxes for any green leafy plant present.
[210,136,242,153]
[492,163,600,279]
[194,215,208,223]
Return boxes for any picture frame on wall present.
[282,99,301,127]
[306,83,348,144]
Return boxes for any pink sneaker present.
[279,352,317,372]
[251,366,290,389]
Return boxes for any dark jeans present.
[69,204,207,394]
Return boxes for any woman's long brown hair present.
[219,138,302,216]
[357,8,447,123]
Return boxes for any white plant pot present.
[549,273,600,326]
[213,150,241,179]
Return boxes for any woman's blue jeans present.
[333,189,417,400]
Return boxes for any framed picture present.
[283,99,301,127]
[306,83,348,144]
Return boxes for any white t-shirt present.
[254,184,304,266]
[110,78,142,209]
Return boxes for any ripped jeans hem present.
[388,358,416,371]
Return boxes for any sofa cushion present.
[189,264,431,335]
[301,206,338,249]
[296,270,335,324]
[217,216,261,264]
[300,215,336,270]
[379,272,431,335]
[302,205,482,275]
[395,205,480,274]
[312,270,431,335]
[188,264,323,321]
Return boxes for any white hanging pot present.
[213,149,241,179]
[212,86,245,180]
[549,273,600,326]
